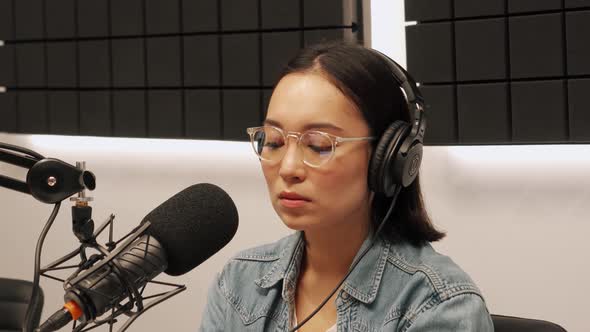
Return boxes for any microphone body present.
[38,234,167,331]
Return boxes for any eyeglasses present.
[246,126,375,168]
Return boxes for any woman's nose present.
[278,137,306,182]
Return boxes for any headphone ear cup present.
[368,121,409,196]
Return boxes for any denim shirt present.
[199,231,493,331]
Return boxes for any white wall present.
[0,1,588,331]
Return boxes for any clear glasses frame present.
[246,125,375,168]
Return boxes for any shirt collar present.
[254,231,389,305]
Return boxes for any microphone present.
[38,183,239,331]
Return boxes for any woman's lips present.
[279,191,310,208]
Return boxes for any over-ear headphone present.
[368,50,427,197]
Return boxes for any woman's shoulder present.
[384,239,484,299]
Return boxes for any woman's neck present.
[301,216,371,278]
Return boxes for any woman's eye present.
[265,141,283,149]
[308,144,331,153]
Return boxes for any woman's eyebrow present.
[263,119,343,132]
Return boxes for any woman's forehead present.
[266,73,365,131]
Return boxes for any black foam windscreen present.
[142,183,239,276]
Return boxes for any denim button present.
[341,291,350,301]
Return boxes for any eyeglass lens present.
[251,127,333,167]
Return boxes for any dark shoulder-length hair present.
[275,41,445,246]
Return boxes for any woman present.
[200,42,493,331]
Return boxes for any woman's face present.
[261,72,373,232]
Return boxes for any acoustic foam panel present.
[112,91,147,137]
[457,83,510,143]
[145,0,180,35]
[454,0,505,18]
[568,79,590,141]
[0,45,15,86]
[182,0,219,33]
[405,0,453,22]
[45,0,75,39]
[221,0,259,30]
[420,85,457,144]
[48,91,78,135]
[148,90,183,138]
[262,31,301,86]
[511,80,567,142]
[185,89,221,139]
[455,18,507,81]
[184,35,220,86]
[46,42,77,88]
[406,22,454,83]
[77,0,108,38]
[304,28,353,46]
[565,0,590,8]
[508,0,562,13]
[223,90,260,141]
[146,36,181,87]
[261,0,300,29]
[304,0,354,26]
[78,40,110,88]
[222,34,260,86]
[14,0,43,40]
[112,38,145,87]
[509,13,564,79]
[566,11,590,75]
[16,43,45,87]
[18,91,48,134]
[0,92,17,132]
[110,0,144,36]
[0,0,13,40]
[79,91,111,136]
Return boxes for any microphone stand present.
[1,142,186,332]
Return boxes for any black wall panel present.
[185,90,221,139]
[454,0,505,18]
[566,11,590,76]
[511,80,567,142]
[222,34,260,86]
[184,35,219,86]
[77,0,109,38]
[0,0,14,40]
[47,42,77,88]
[79,41,111,88]
[18,91,47,134]
[568,79,590,141]
[406,0,589,144]
[14,0,44,40]
[406,22,454,83]
[112,39,145,87]
[148,90,183,138]
[145,0,181,35]
[16,43,45,87]
[420,85,457,144]
[0,45,15,86]
[457,83,510,143]
[48,91,78,135]
[146,37,181,87]
[221,0,259,30]
[455,18,506,81]
[112,91,147,137]
[261,0,300,29]
[223,90,260,141]
[0,92,17,132]
[79,91,111,136]
[45,0,76,39]
[182,0,218,33]
[508,0,562,13]
[405,0,453,21]
[0,0,361,141]
[509,14,564,79]
[262,32,301,86]
[111,0,144,36]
